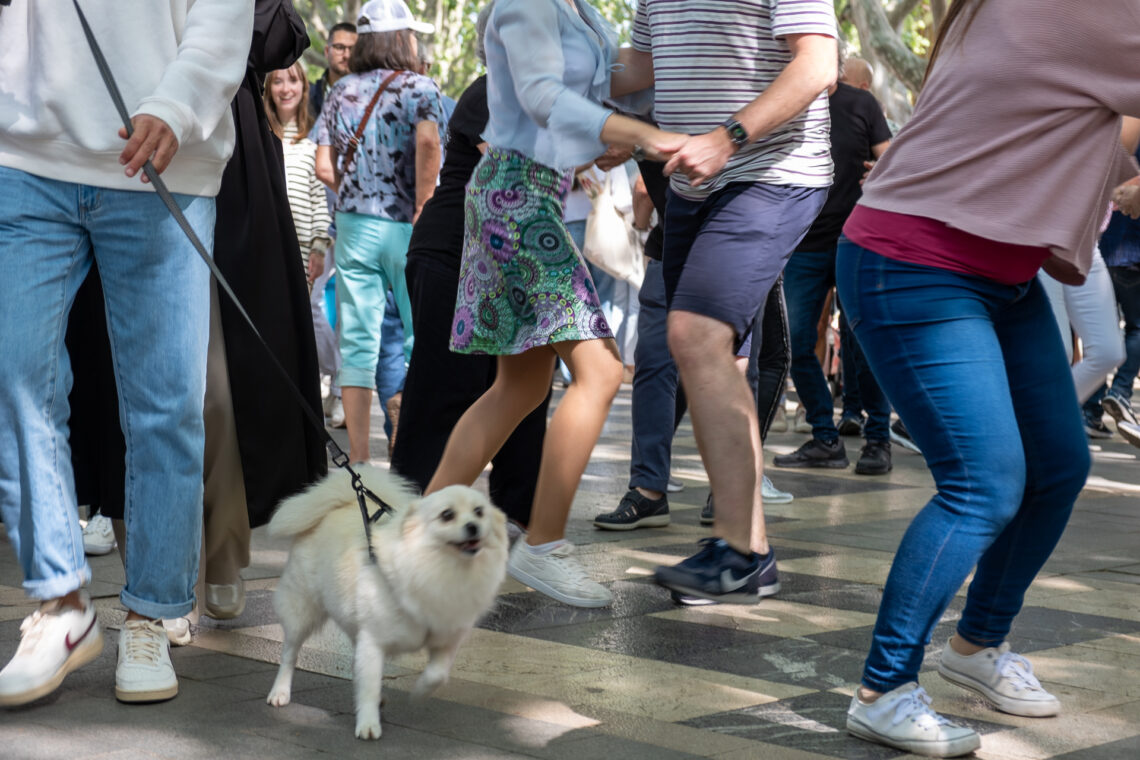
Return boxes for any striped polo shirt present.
[632,0,837,200]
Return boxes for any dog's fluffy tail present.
[267,466,418,539]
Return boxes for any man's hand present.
[594,145,633,172]
[860,160,876,186]
[1113,176,1140,219]
[118,115,179,183]
[663,128,734,188]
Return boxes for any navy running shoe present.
[656,538,779,604]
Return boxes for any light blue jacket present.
[482,0,620,171]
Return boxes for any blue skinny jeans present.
[836,242,1089,692]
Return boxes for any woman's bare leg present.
[426,347,556,494]
[526,338,623,545]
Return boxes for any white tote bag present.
[582,172,645,288]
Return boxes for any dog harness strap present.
[73,0,393,560]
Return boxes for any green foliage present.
[294,0,638,100]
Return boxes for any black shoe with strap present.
[593,489,669,531]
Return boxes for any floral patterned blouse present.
[315,68,445,223]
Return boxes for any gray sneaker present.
[1102,393,1138,426]
[593,489,669,530]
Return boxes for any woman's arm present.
[315,144,337,190]
[413,120,442,224]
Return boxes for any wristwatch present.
[721,116,749,148]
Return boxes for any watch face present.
[726,121,748,145]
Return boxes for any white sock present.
[523,539,566,556]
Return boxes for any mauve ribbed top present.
[855,0,1140,278]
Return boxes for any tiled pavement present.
[2,388,1140,759]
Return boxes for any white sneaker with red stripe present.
[0,592,103,706]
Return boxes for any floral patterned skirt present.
[450,147,611,355]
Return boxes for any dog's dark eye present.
[474,507,484,518]
[440,508,456,522]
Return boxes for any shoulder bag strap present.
[339,69,404,184]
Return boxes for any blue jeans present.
[837,243,1088,691]
[786,247,891,441]
[375,289,407,437]
[630,259,686,492]
[784,248,841,442]
[0,167,212,617]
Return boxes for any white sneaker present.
[847,682,980,758]
[762,475,794,504]
[770,400,789,433]
[82,514,117,556]
[508,542,612,608]
[0,593,103,706]
[938,639,1060,717]
[793,405,812,434]
[327,397,346,428]
[666,477,685,493]
[162,617,192,647]
[116,619,178,703]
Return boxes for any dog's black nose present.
[464,522,478,538]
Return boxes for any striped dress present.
[281,123,332,270]
[631,0,837,200]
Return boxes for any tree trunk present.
[850,0,926,93]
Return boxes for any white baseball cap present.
[357,0,435,35]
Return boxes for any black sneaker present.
[700,494,714,526]
[889,419,922,453]
[1084,409,1113,439]
[655,538,774,604]
[1102,393,1139,426]
[593,489,669,530]
[773,438,849,469]
[836,412,865,436]
[855,440,892,475]
[670,546,780,605]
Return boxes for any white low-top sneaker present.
[938,639,1060,717]
[162,617,192,647]
[847,682,981,758]
[116,619,178,703]
[0,593,103,706]
[762,475,794,504]
[82,514,117,556]
[508,542,612,608]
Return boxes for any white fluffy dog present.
[265,466,508,739]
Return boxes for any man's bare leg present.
[667,310,769,556]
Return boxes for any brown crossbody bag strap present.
[337,69,404,189]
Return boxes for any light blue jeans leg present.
[0,168,212,618]
[334,212,412,389]
[0,169,94,600]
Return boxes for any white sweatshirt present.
[0,0,254,197]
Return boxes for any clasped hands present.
[607,126,736,188]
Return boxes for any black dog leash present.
[71,0,392,559]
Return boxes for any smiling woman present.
[263,60,331,281]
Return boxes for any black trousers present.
[390,255,549,527]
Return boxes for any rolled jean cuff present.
[120,589,195,621]
[629,476,668,493]
[24,567,91,602]
[338,366,377,389]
